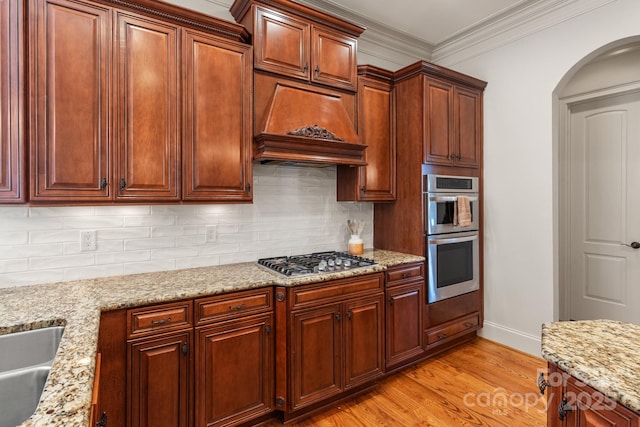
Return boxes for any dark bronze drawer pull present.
[229,303,246,311]
[437,333,448,340]
[464,322,475,328]
[558,395,574,420]
[151,317,171,325]
[538,372,550,395]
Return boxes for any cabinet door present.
[358,74,395,201]
[565,376,639,427]
[423,78,454,165]
[337,68,395,202]
[115,12,179,201]
[30,0,111,201]
[195,314,273,427]
[311,26,357,91]
[0,0,24,202]
[128,332,191,427]
[386,281,424,368]
[291,304,342,411]
[344,295,384,389]
[254,7,309,81]
[454,86,482,168]
[182,29,252,202]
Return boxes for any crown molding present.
[293,0,433,66]
[206,0,616,70]
[432,0,617,66]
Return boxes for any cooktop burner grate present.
[257,251,377,277]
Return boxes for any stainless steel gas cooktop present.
[257,251,377,277]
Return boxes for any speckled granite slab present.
[541,320,640,413]
[0,249,423,427]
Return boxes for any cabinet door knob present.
[450,153,456,160]
[99,178,107,190]
[303,63,308,73]
[314,65,320,76]
[119,178,126,190]
[457,153,462,160]
[360,186,366,193]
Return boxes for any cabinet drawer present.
[386,263,424,285]
[426,314,479,346]
[290,273,383,309]
[127,300,193,338]
[196,288,273,325]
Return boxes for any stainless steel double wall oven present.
[424,174,480,303]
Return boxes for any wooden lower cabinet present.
[384,262,425,369]
[290,303,342,411]
[195,313,274,427]
[344,295,385,389]
[127,332,191,427]
[277,273,385,419]
[545,362,640,427]
[385,281,424,368]
[289,294,384,412]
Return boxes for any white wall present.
[0,165,373,288]
[438,0,640,355]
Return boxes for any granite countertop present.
[0,249,424,427]
[541,320,640,413]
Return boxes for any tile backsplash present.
[0,164,373,288]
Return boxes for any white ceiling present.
[308,0,532,47]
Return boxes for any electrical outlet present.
[80,230,97,251]
[205,225,217,243]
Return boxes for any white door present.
[568,90,640,322]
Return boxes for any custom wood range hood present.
[253,78,366,166]
[231,0,367,166]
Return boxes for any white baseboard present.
[478,321,542,357]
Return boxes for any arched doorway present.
[556,38,640,322]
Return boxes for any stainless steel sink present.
[0,326,64,427]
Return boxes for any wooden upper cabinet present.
[29,0,111,201]
[254,7,309,80]
[182,29,252,201]
[455,85,483,168]
[338,66,396,202]
[0,0,24,202]
[232,0,363,92]
[310,26,357,90]
[423,76,482,168]
[26,0,251,204]
[115,12,180,201]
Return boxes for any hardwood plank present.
[262,337,547,426]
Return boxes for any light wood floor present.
[265,338,547,427]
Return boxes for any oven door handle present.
[428,195,478,203]
[429,234,478,244]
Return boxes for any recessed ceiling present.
[310,0,532,46]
